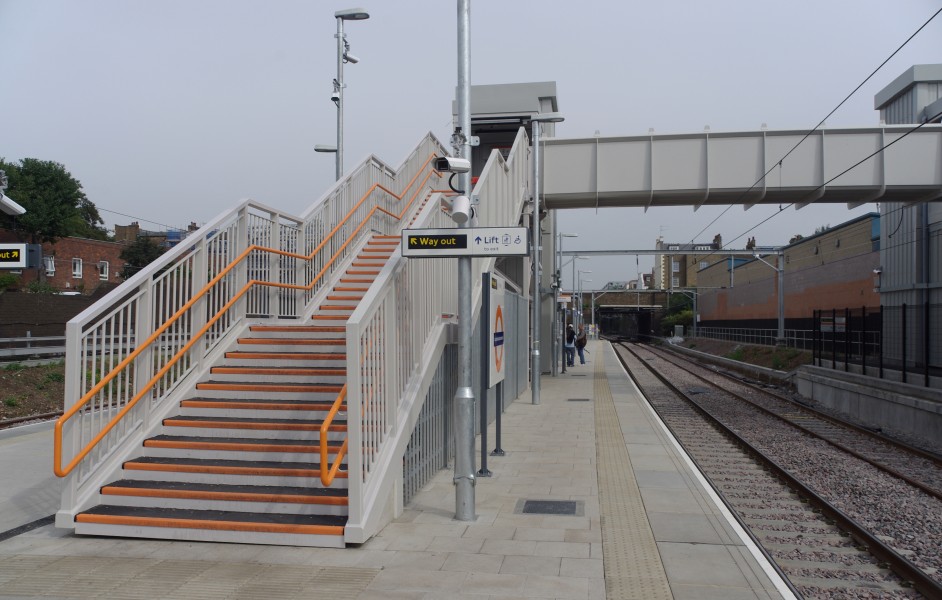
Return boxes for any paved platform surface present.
[0,341,794,599]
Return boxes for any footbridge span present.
[542,125,942,211]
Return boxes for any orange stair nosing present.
[210,367,346,376]
[248,325,346,333]
[74,514,344,536]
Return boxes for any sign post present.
[478,272,507,477]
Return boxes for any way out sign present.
[484,272,506,386]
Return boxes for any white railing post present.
[345,319,364,534]
[191,235,209,371]
[135,279,155,431]
[235,206,250,319]
[268,212,281,318]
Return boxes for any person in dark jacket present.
[564,324,576,367]
[576,323,587,364]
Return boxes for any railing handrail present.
[54,155,442,478]
[320,385,348,486]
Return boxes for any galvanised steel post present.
[777,252,785,344]
[531,120,542,405]
[335,15,345,181]
[453,0,475,522]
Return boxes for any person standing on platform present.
[565,324,576,367]
[576,323,587,364]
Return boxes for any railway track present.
[614,341,942,600]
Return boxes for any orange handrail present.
[320,384,348,486]
[54,158,441,477]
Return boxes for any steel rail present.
[617,341,942,599]
[648,344,942,500]
[659,342,942,464]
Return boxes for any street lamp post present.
[331,8,369,181]
[555,232,577,375]
[530,112,564,406]
[578,270,592,327]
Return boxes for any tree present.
[119,237,165,279]
[0,158,108,242]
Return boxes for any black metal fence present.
[812,304,941,387]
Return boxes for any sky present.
[2,0,941,288]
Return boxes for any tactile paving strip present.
[594,350,673,600]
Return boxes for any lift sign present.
[0,244,26,269]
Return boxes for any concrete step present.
[122,456,347,488]
[74,506,346,547]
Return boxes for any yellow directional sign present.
[0,244,27,269]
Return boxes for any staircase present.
[72,236,400,547]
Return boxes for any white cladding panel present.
[708,136,764,189]
[542,126,942,208]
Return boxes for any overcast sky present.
[2,1,940,287]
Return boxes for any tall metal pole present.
[777,252,785,344]
[531,121,543,405]
[335,16,345,181]
[453,0,475,522]
[552,229,559,376]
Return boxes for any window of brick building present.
[72,258,82,278]
[98,261,109,280]
[44,256,56,276]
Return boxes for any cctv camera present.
[343,52,360,64]
[433,156,471,174]
[450,195,472,224]
[330,91,340,103]
[0,193,26,216]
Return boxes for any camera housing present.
[330,91,340,103]
[0,193,26,216]
[449,195,472,224]
[433,156,471,174]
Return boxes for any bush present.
[25,280,59,294]
[0,273,19,292]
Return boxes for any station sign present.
[402,227,528,258]
[0,244,27,269]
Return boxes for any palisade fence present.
[695,327,816,349]
[812,304,941,388]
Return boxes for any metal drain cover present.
[568,398,591,402]
[569,374,587,377]
[687,386,710,395]
[517,499,581,516]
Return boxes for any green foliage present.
[4,363,25,372]
[660,309,693,335]
[0,157,108,242]
[0,273,19,292]
[25,280,59,294]
[814,224,831,235]
[3,397,18,408]
[667,293,693,314]
[44,371,65,384]
[119,237,165,279]
[725,346,745,361]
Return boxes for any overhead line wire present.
[685,5,942,248]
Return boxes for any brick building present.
[696,213,880,326]
[0,230,127,295]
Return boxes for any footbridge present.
[542,125,942,210]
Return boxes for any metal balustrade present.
[56,133,447,522]
[343,127,531,542]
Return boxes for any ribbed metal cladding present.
[593,352,672,600]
